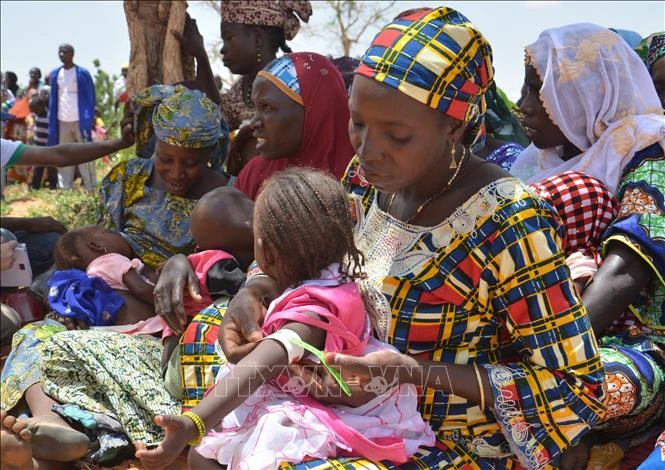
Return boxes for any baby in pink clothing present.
[52,187,255,337]
[137,169,435,470]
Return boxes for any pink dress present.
[196,265,435,469]
[86,250,235,336]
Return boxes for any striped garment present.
[33,115,49,146]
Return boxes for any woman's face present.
[153,140,211,197]
[519,65,569,149]
[251,76,304,160]
[348,75,455,193]
[651,57,665,109]
[220,23,257,76]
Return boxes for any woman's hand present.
[153,254,202,335]
[227,125,257,176]
[120,122,135,148]
[218,285,271,363]
[171,16,206,59]
[135,415,195,469]
[288,350,418,408]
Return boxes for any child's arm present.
[122,269,155,306]
[136,316,326,467]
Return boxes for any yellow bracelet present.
[182,411,206,446]
[473,363,486,411]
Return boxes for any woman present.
[510,24,665,464]
[217,0,311,175]
[233,52,355,200]
[0,84,228,467]
[98,84,229,269]
[163,8,606,469]
[647,33,665,108]
[510,25,664,194]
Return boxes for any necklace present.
[242,76,254,108]
[387,146,470,224]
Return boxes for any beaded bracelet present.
[182,411,206,446]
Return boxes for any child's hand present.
[135,414,196,469]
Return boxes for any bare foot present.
[4,413,90,462]
[1,410,36,470]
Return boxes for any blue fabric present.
[263,55,301,97]
[47,65,96,145]
[636,445,665,469]
[47,269,125,326]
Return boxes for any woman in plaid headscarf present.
[208,7,606,470]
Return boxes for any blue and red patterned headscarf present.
[355,7,494,147]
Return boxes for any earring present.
[449,146,458,170]
[256,36,263,64]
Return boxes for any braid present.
[255,168,365,287]
[264,26,292,54]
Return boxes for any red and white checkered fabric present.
[530,171,618,256]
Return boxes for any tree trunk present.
[123,0,195,96]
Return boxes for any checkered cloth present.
[355,7,493,146]
[258,55,303,105]
[179,300,228,410]
[530,171,618,256]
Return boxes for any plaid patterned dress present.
[280,158,606,469]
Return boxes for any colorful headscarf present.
[258,56,302,105]
[220,0,312,41]
[132,84,222,149]
[648,33,665,70]
[510,24,665,193]
[356,7,494,147]
[235,53,355,200]
[484,82,530,147]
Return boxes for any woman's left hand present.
[290,350,418,407]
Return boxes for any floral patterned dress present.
[594,143,665,448]
[97,158,197,269]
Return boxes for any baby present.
[51,187,254,337]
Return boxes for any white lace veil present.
[510,24,665,193]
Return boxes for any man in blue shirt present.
[48,44,96,191]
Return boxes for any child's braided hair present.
[254,167,364,286]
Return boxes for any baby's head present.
[54,226,132,271]
[190,187,254,269]
[253,168,364,289]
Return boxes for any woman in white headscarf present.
[513,24,665,468]
[511,23,665,194]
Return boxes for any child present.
[28,94,57,190]
[51,186,254,337]
[137,169,435,469]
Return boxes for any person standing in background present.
[48,43,96,191]
[29,93,58,190]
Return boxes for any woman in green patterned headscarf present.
[98,84,229,269]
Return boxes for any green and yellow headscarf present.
[132,84,222,149]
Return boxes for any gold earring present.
[449,146,458,170]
